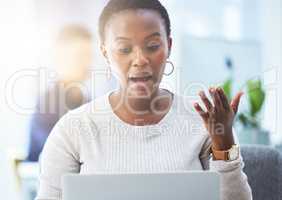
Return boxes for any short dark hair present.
[98,0,171,43]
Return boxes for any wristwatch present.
[211,144,239,161]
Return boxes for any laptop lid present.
[62,171,220,200]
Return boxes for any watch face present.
[229,146,239,160]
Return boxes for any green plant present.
[221,78,265,129]
[222,79,232,102]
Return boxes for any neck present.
[112,88,172,117]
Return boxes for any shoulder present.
[53,93,110,132]
[66,92,110,118]
[43,94,112,149]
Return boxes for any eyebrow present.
[145,32,161,40]
[115,32,161,42]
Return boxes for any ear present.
[100,44,109,62]
[167,37,172,58]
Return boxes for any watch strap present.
[211,147,229,160]
[211,144,238,161]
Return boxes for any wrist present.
[212,140,235,151]
[211,132,235,151]
[211,144,240,161]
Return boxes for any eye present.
[146,44,160,52]
[118,47,132,54]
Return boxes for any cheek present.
[155,51,167,64]
[109,53,130,81]
[152,51,167,75]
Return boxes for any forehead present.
[105,9,167,41]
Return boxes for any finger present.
[209,87,222,110]
[194,103,209,121]
[230,92,244,114]
[218,87,230,110]
[199,91,213,112]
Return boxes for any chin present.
[127,87,154,99]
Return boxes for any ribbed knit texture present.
[36,91,252,200]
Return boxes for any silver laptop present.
[62,171,220,200]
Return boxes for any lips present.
[129,76,152,82]
[128,74,153,83]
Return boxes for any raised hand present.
[194,87,243,151]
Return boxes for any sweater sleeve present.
[35,114,81,200]
[199,129,253,200]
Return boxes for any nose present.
[132,48,149,67]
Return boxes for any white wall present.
[259,0,282,144]
[164,0,242,39]
[0,0,38,153]
[242,0,260,41]
[34,0,108,67]
[161,0,262,95]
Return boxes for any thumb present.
[230,92,244,114]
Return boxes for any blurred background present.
[0,0,281,199]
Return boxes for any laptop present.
[62,171,220,200]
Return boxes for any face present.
[101,9,172,98]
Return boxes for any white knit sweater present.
[36,91,252,200]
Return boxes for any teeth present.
[129,76,152,82]
[130,75,151,78]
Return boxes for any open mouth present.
[129,75,153,83]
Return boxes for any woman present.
[36,0,252,199]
